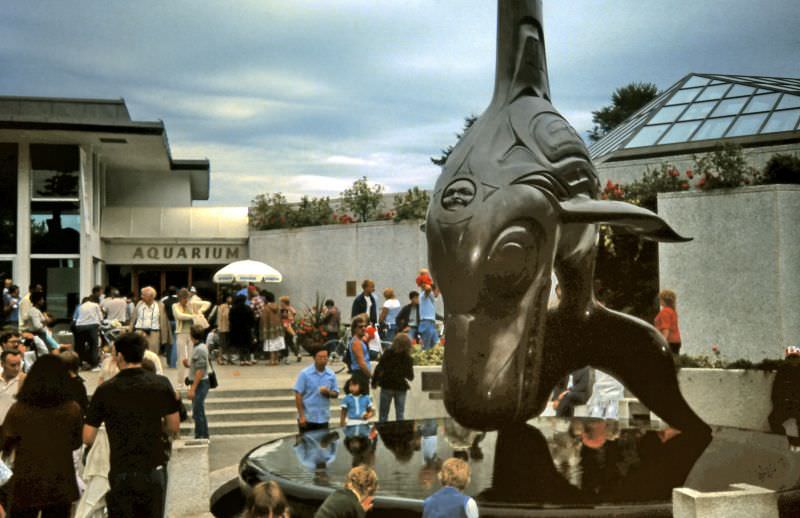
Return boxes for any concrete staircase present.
[181,388,337,437]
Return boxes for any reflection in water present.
[343,424,377,467]
[242,417,800,509]
[483,420,710,505]
[293,429,340,486]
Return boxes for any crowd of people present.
[0,271,451,517]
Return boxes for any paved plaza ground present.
[82,354,352,484]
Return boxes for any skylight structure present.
[589,74,800,161]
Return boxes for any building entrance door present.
[133,268,189,299]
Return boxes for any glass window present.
[691,117,735,141]
[679,101,718,121]
[711,97,747,117]
[0,262,11,288]
[30,144,79,200]
[725,84,755,98]
[708,80,724,85]
[761,109,800,134]
[0,144,18,253]
[30,201,80,254]
[648,105,686,124]
[743,93,780,114]
[695,84,730,102]
[726,113,769,137]
[777,94,800,110]
[666,88,702,105]
[755,88,771,94]
[658,120,702,144]
[625,125,670,148]
[30,259,79,322]
[683,76,710,88]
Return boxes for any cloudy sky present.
[2,1,798,205]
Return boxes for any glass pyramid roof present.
[589,73,800,160]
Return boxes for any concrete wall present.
[401,366,778,432]
[596,143,800,186]
[249,220,439,314]
[658,185,800,361]
[105,169,192,207]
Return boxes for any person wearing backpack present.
[184,324,211,439]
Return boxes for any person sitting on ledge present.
[314,464,378,518]
[423,457,479,518]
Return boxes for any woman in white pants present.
[172,288,210,388]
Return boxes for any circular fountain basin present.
[225,417,800,517]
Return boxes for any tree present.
[341,176,383,222]
[393,187,430,221]
[291,196,334,228]
[588,82,659,142]
[762,153,800,185]
[249,193,292,230]
[431,115,477,166]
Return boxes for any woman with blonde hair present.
[245,480,289,518]
[172,288,210,386]
[654,289,682,356]
[315,465,377,517]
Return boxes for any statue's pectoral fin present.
[557,197,691,243]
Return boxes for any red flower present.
[686,169,694,179]
[606,180,614,188]
[711,345,720,354]
[680,182,689,190]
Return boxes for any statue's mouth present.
[443,281,548,430]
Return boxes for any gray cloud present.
[2,1,798,205]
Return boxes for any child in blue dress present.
[340,374,374,427]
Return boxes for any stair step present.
[189,408,298,422]
[205,396,339,410]
[205,389,294,399]
[180,419,333,436]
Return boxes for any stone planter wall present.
[658,185,800,362]
[395,366,778,432]
[678,368,775,432]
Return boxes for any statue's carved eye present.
[442,179,476,210]
[485,223,540,296]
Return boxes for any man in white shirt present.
[101,288,130,325]
[0,349,24,422]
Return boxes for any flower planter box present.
[677,368,775,432]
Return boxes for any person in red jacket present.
[654,290,682,357]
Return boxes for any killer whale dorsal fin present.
[494,0,550,105]
[557,197,692,243]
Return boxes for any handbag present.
[208,354,219,389]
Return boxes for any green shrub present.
[762,153,800,185]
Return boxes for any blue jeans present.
[419,320,439,350]
[168,321,177,368]
[384,325,397,344]
[193,378,210,438]
[379,388,407,422]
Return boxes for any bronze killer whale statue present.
[425,0,710,434]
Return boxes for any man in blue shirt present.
[419,284,440,351]
[294,348,340,433]
[2,285,19,328]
